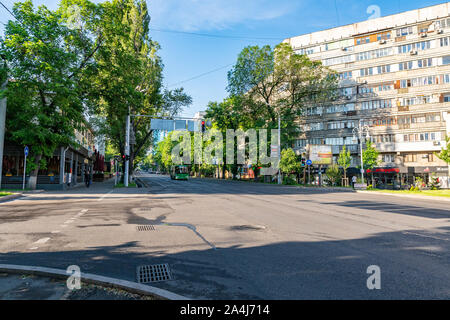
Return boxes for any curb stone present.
[0,264,189,300]
[357,190,450,202]
[0,193,23,203]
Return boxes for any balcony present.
[331,144,359,154]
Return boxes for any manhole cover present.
[137,264,173,283]
[136,225,155,231]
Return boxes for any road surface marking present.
[64,220,74,224]
[29,247,39,250]
[51,230,61,234]
[97,190,113,202]
[76,209,88,217]
[34,237,50,244]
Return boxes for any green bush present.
[283,175,297,185]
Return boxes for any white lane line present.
[64,220,74,224]
[34,237,51,244]
[29,247,39,250]
[51,230,61,234]
[97,190,113,202]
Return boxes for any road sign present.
[306,159,312,166]
[270,145,279,158]
[23,146,28,190]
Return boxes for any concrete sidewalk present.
[0,272,153,300]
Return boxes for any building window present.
[398,40,430,54]
[382,154,395,163]
[443,56,450,65]
[399,61,413,70]
[405,154,417,162]
[360,67,373,76]
[396,27,413,37]
[295,139,307,148]
[377,65,391,74]
[339,71,353,80]
[418,58,432,68]
[377,32,391,41]
[440,37,449,47]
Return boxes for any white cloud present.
[147,0,297,31]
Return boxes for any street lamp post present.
[278,114,281,185]
[352,119,370,184]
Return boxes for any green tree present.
[205,96,243,179]
[86,0,191,177]
[280,148,301,184]
[326,164,341,186]
[337,145,352,185]
[227,43,338,147]
[279,148,300,174]
[362,141,379,185]
[435,136,450,165]
[1,0,100,189]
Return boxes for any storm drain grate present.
[136,225,155,231]
[137,264,172,283]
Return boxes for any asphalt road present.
[1,174,450,299]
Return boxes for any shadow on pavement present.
[1,226,450,300]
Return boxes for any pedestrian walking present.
[352,175,357,189]
[85,170,91,188]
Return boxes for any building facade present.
[1,121,97,190]
[285,3,450,188]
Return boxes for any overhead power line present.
[0,0,16,21]
[149,27,284,41]
[168,63,234,87]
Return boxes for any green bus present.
[170,165,189,180]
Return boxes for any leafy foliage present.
[435,136,450,165]
[337,145,352,180]
[362,141,379,170]
[325,164,341,186]
[226,43,338,147]
[1,0,100,187]
[279,148,300,175]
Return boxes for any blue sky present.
[1,0,448,117]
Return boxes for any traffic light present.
[201,120,206,133]
[301,158,306,167]
[122,154,130,161]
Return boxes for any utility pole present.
[353,119,370,184]
[0,79,6,188]
[278,114,281,185]
[124,107,130,187]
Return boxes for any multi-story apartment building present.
[285,2,450,188]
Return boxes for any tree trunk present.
[222,164,226,179]
[28,154,42,190]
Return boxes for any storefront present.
[1,142,95,190]
[366,167,402,189]
[365,166,449,189]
